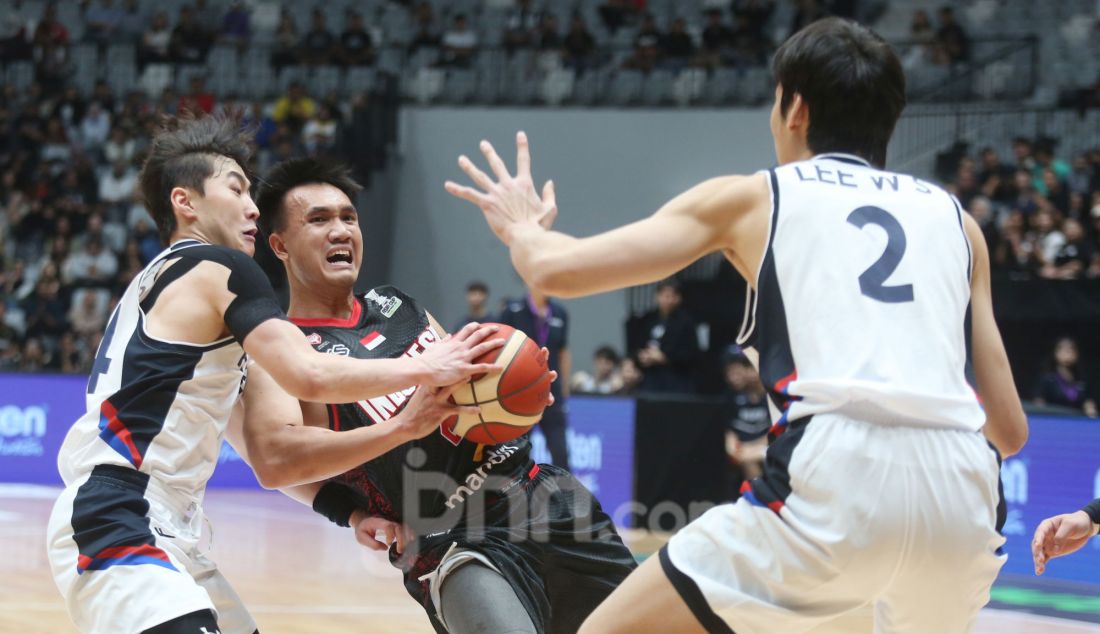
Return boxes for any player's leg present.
[46,468,218,632]
[438,562,538,634]
[578,553,708,634]
[538,404,570,468]
[189,550,260,634]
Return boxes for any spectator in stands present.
[178,75,215,116]
[272,81,317,133]
[623,13,661,74]
[452,280,490,333]
[935,6,969,64]
[302,104,340,157]
[1035,337,1098,417]
[661,17,695,72]
[599,0,640,35]
[54,330,82,373]
[1011,169,1040,216]
[1033,141,1071,194]
[302,8,336,66]
[139,12,172,69]
[562,12,596,73]
[1068,153,1094,198]
[1033,207,1067,268]
[723,352,769,496]
[902,9,938,69]
[98,160,137,216]
[103,126,136,166]
[170,5,212,64]
[628,279,700,394]
[969,196,1001,254]
[536,12,562,51]
[19,336,49,372]
[698,9,734,70]
[221,1,251,53]
[21,270,66,340]
[32,4,71,94]
[1042,218,1099,280]
[952,157,979,209]
[62,235,117,288]
[732,0,775,41]
[790,0,828,37]
[68,288,108,339]
[503,0,540,54]
[441,14,478,68]
[80,101,112,153]
[117,0,147,45]
[977,147,1016,203]
[272,11,300,70]
[339,10,375,66]
[40,116,72,170]
[0,302,19,349]
[1041,168,1071,215]
[84,0,125,52]
[408,2,442,53]
[618,356,643,394]
[572,345,625,395]
[0,5,32,61]
[33,4,70,51]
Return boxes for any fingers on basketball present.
[447,324,551,445]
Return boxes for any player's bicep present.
[241,318,324,397]
[198,248,286,343]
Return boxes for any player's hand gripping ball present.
[447,324,552,444]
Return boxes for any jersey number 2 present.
[846,206,914,303]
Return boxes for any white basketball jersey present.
[737,154,984,434]
[57,239,248,501]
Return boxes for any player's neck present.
[287,282,356,321]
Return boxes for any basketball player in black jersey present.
[229,158,637,634]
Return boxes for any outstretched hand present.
[416,322,504,386]
[1032,510,1095,575]
[444,131,558,245]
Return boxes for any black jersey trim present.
[814,152,872,167]
[949,193,973,283]
[658,545,736,634]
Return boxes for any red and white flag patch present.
[360,331,386,350]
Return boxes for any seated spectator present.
[272,81,317,133]
[1042,218,1098,280]
[901,9,939,69]
[409,2,442,53]
[271,11,300,69]
[301,9,336,65]
[84,0,125,52]
[19,336,50,372]
[68,287,108,340]
[661,17,695,71]
[170,5,212,64]
[977,146,1016,203]
[1035,337,1098,417]
[221,1,251,51]
[698,9,734,70]
[339,10,375,66]
[1012,137,1035,171]
[504,0,540,54]
[935,6,969,65]
[572,346,625,395]
[53,330,83,373]
[1033,141,1071,194]
[117,0,146,44]
[98,160,137,214]
[618,356,643,394]
[302,105,340,157]
[627,279,700,394]
[1011,169,1039,216]
[1033,207,1067,268]
[537,12,562,51]
[62,236,118,288]
[441,14,478,68]
[622,13,661,74]
[993,211,1035,275]
[1068,153,1093,198]
[20,273,67,340]
[244,101,277,150]
[562,12,596,72]
[103,126,136,165]
[0,302,20,349]
[729,13,770,67]
[731,0,775,39]
[598,0,639,35]
[139,12,171,68]
[723,352,769,496]
[178,75,215,116]
[41,117,72,170]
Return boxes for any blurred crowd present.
[943,139,1100,280]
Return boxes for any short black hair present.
[139,114,253,244]
[255,157,363,235]
[772,17,905,168]
[656,278,681,294]
[594,345,620,364]
[466,280,488,294]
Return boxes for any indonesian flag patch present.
[360,331,386,350]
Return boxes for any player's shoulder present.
[362,284,422,319]
[172,242,257,270]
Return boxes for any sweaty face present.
[275,183,362,291]
[190,157,259,256]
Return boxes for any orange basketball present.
[448,324,550,445]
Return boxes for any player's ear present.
[268,231,289,262]
[786,92,809,132]
[170,186,199,223]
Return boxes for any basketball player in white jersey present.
[46,116,504,634]
[447,17,1030,634]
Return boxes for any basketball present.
[447,324,551,445]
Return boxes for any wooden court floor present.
[2,484,1097,634]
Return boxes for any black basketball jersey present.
[290,285,533,530]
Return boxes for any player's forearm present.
[293,354,427,404]
[253,424,413,489]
